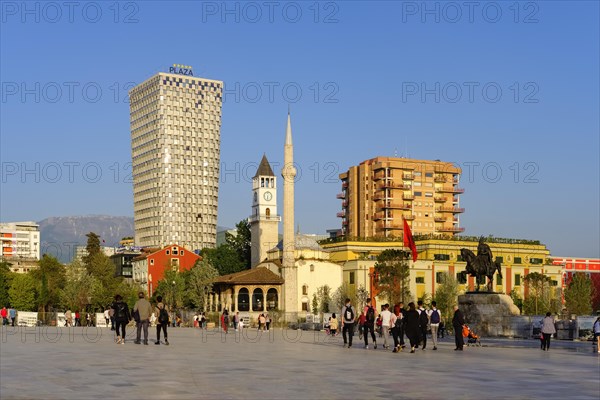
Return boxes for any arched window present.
[252,288,264,311]
[302,285,308,295]
[238,288,249,312]
[266,208,270,217]
[267,288,278,311]
[261,178,265,187]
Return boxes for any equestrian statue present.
[460,237,502,292]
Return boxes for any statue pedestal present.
[458,293,521,337]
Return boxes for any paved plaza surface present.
[1,326,599,399]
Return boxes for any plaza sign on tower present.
[169,64,194,76]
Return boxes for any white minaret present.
[281,112,298,315]
[249,154,280,267]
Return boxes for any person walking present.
[417,300,429,350]
[233,312,239,331]
[109,305,115,330]
[363,298,378,349]
[380,304,392,349]
[540,312,556,351]
[452,305,465,351]
[65,309,73,327]
[112,294,131,345]
[404,302,420,353]
[391,304,403,353]
[266,313,271,331]
[104,308,110,327]
[133,291,153,345]
[154,296,170,345]
[341,298,355,348]
[1,307,8,326]
[357,310,366,340]
[429,301,441,350]
[223,310,230,334]
[9,307,16,327]
[593,316,600,353]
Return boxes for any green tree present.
[316,285,331,313]
[523,272,555,315]
[201,245,245,275]
[83,232,101,268]
[184,258,219,310]
[374,249,411,305]
[331,283,353,313]
[226,220,252,269]
[31,254,66,312]
[0,261,13,307]
[510,288,523,313]
[355,285,370,308]
[60,259,96,311]
[564,273,595,315]
[433,272,460,322]
[8,274,37,311]
[311,293,318,315]
[155,269,186,309]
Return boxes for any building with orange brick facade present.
[337,157,463,240]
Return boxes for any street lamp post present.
[172,280,176,327]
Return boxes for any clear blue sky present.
[1,1,598,257]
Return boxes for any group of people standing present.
[1,307,17,326]
[338,298,467,353]
[110,292,171,346]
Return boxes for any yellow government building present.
[321,236,563,307]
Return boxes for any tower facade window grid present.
[130,72,223,252]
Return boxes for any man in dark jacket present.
[452,305,465,351]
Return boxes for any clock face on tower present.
[263,191,272,201]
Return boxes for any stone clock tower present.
[250,154,281,267]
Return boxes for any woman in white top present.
[540,312,556,351]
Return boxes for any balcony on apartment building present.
[434,196,447,203]
[378,203,412,211]
[436,206,465,213]
[377,181,407,190]
[336,211,346,218]
[435,186,465,194]
[437,226,465,233]
[434,216,447,222]
[376,221,400,230]
[402,194,414,201]
[336,193,345,199]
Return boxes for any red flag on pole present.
[403,218,417,262]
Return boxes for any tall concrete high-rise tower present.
[129,67,223,252]
[249,154,280,267]
[281,112,298,315]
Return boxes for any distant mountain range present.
[38,215,231,263]
[39,215,134,263]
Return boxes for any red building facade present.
[143,244,201,296]
[552,256,600,311]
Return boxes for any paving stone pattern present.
[1,327,599,399]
